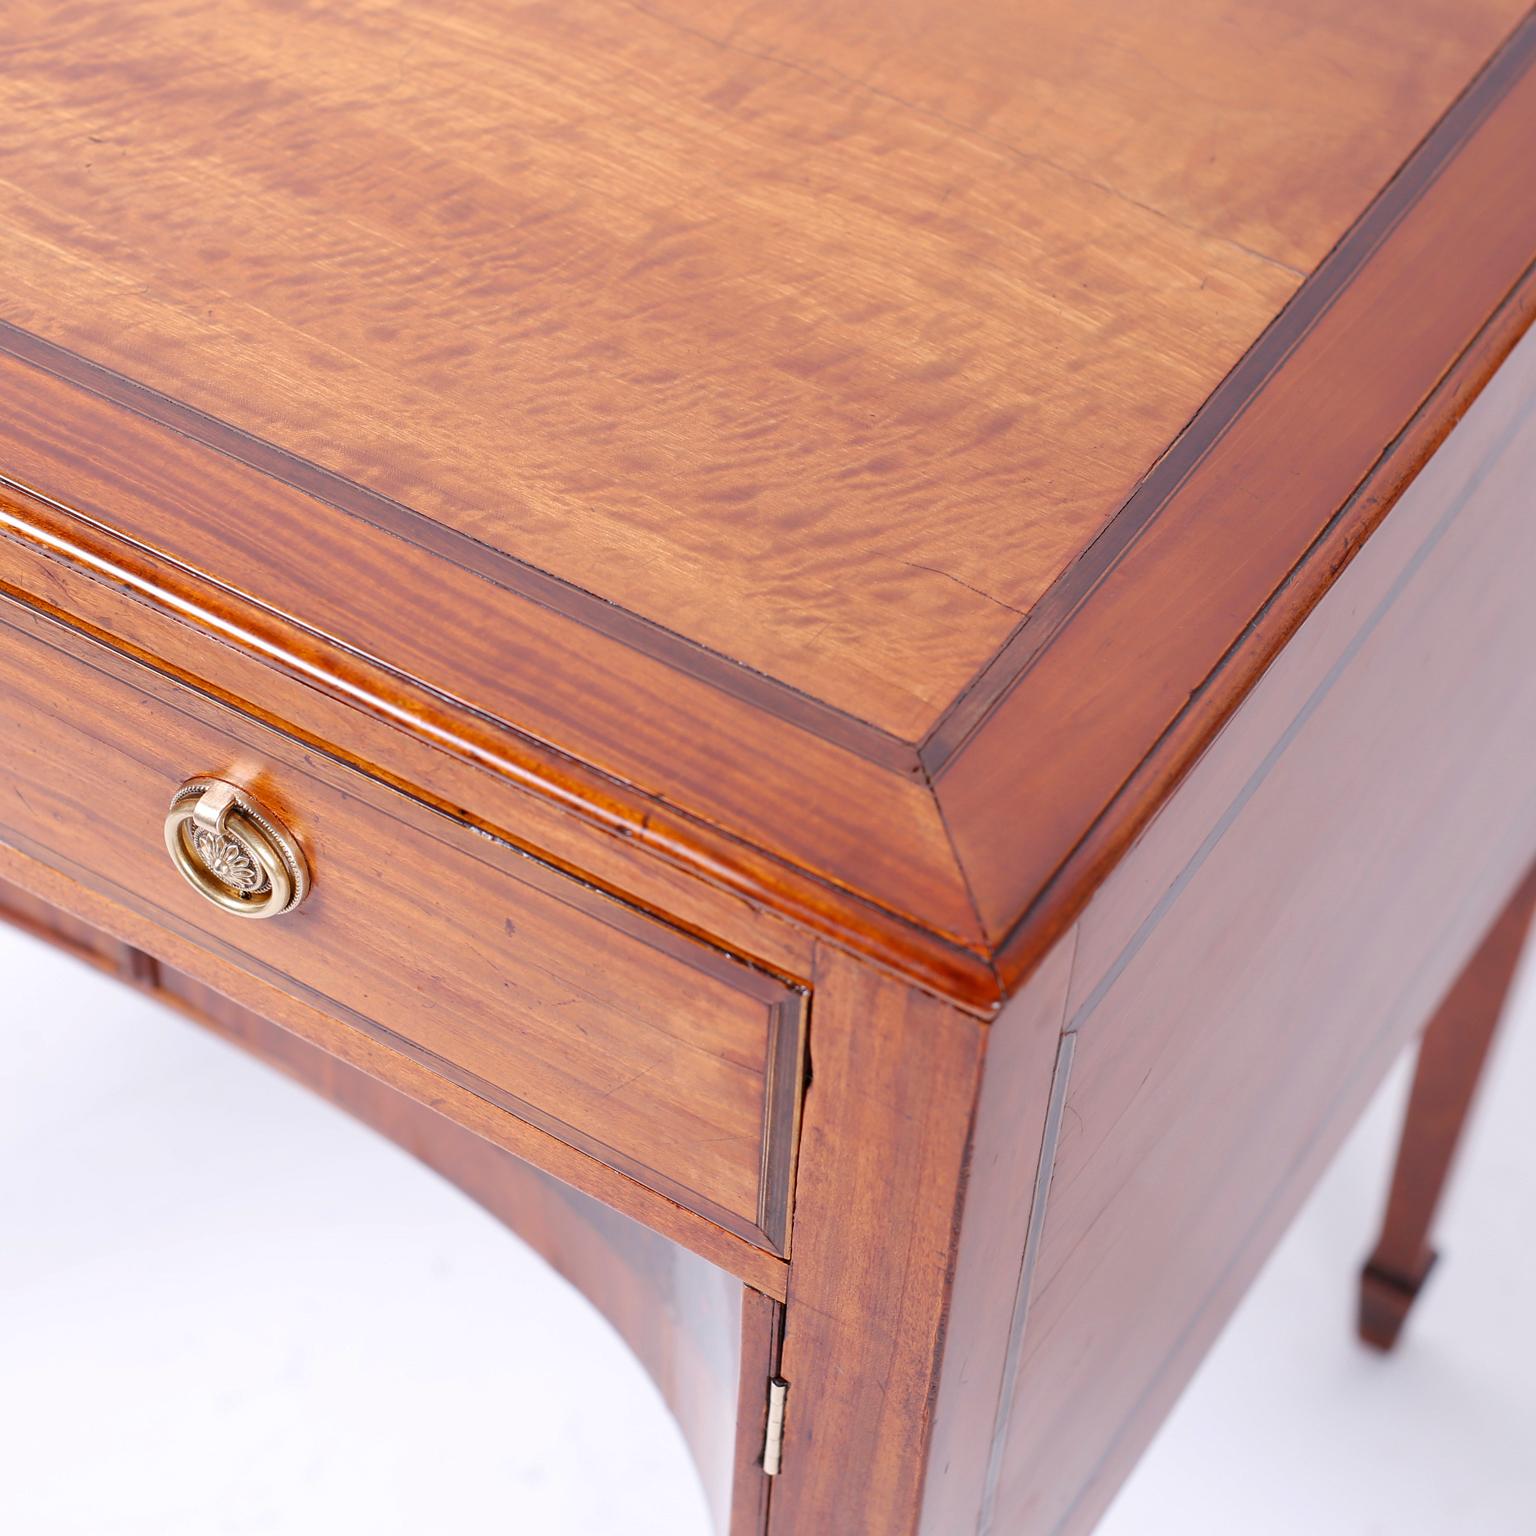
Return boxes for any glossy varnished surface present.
[1,8,1533,1004]
[0,0,1517,739]
[939,37,1536,964]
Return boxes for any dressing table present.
[3,3,1535,1530]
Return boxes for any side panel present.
[987,309,1536,1531]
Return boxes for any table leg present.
[1359,862,1536,1351]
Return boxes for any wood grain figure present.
[2,3,1534,1530]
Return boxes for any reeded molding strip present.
[0,479,1001,1006]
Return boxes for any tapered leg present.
[1359,863,1536,1351]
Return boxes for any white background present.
[3,917,1533,1534]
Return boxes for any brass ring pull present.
[163,778,309,919]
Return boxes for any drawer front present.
[0,599,804,1252]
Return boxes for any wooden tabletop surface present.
[2,0,1531,1004]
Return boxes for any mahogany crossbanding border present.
[0,319,918,777]
[984,250,1536,994]
[920,9,1536,771]
[939,14,1536,965]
